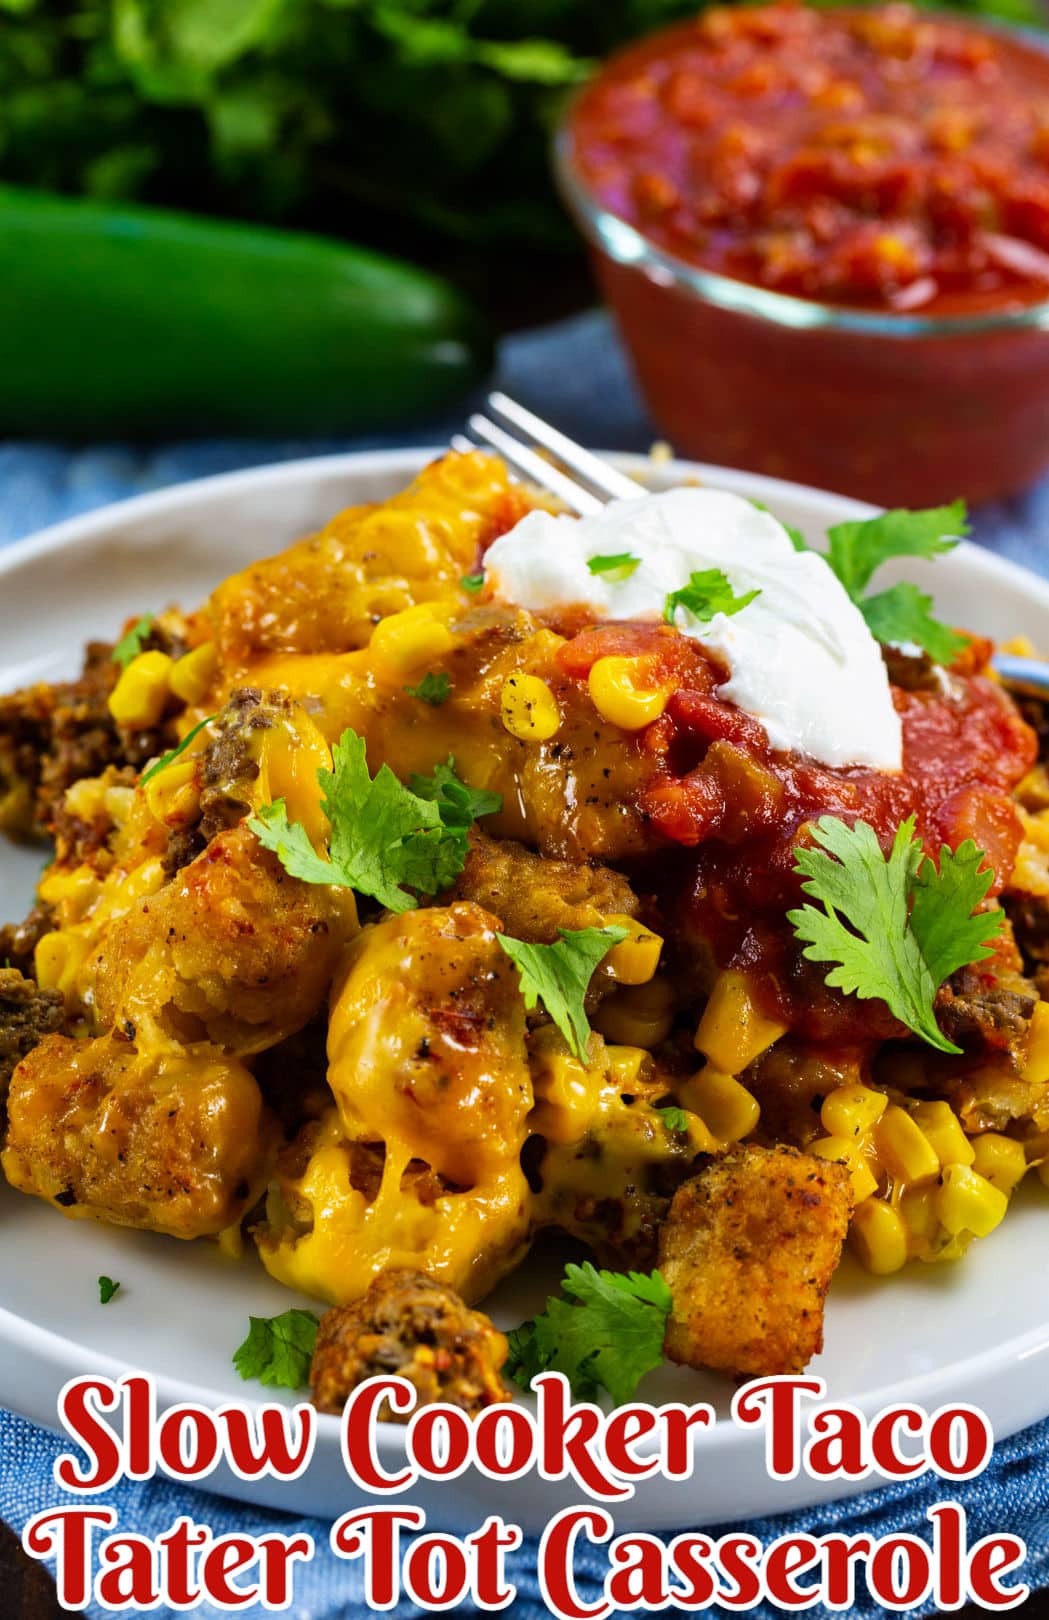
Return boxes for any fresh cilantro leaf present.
[409,756,502,835]
[97,1276,120,1305]
[813,502,970,664]
[587,552,641,580]
[788,816,1003,1054]
[657,1106,691,1134]
[664,568,760,627]
[496,925,628,1062]
[138,714,216,787]
[461,573,485,593]
[250,730,471,913]
[750,500,807,553]
[506,1320,549,1391]
[233,1309,319,1390]
[859,583,970,666]
[910,839,1005,987]
[825,503,968,600]
[112,614,155,670]
[506,1262,672,1406]
[404,671,451,707]
[248,800,340,886]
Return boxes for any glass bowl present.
[554,39,1049,509]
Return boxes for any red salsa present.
[559,620,1037,1043]
[572,2,1049,315]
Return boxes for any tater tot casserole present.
[3,450,1048,1412]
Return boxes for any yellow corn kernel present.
[1023,1000,1049,1085]
[500,673,560,742]
[34,930,89,999]
[38,864,102,914]
[937,1164,1008,1239]
[370,603,456,678]
[873,1104,941,1186]
[529,1040,597,1144]
[594,977,675,1048]
[588,656,669,730]
[820,1083,888,1139]
[604,914,663,986]
[910,1100,975,1168]
[809,1135,879,1202]
[850,1198,908,1275]
[604,1044,649,1089]
[679,1068,760,1145]
[676,1111,721,1157]
[694,968,788,1072]
[169,642,218,705]
[107,650,173,729]
[143,757,199,825]
[970,1133,1028,1195]
[113,857,167,908]
[899,1184,939,1243]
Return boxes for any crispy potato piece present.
[310,1268,510,1417]
[659,1144,851,1376]
[87,824,357,1054]
[257,904,534,1305]
[258,1108,530,1307]
[3,1032,277,1239]
[210,452,529,668]
[449,829,638,941]
[327,902,532,1188]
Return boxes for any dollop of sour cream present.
[484,487,902,771]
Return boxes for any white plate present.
[3,448,1049,1533]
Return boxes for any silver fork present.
[457,392,1049,700]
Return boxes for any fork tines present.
[459,393,646,516]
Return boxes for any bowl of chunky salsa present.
[560,2,1049,505]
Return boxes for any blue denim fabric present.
[2,309,1048,1616]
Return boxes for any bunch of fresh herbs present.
[1,0,1038,285]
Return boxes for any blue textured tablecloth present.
[2,309,1048,1617]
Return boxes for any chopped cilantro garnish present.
[825,502,967,600]
[664,568,760,627]
[404,671,451,707]
[250,732,498,913]
[506,1262,672,1405]
[461,573,485,593]
[409,756,502,834]
[657,1106,691,1134]
[495,925,628,1062]
[97,1276,120,1305]
[587,552,641,580]
[112,614,154,670]
[233,1309,319,1390]
[138,713,216,787]
[857,582,969,667]
[817,503,970,663]
[788,815,1004,1054]
[252,732,463,911]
